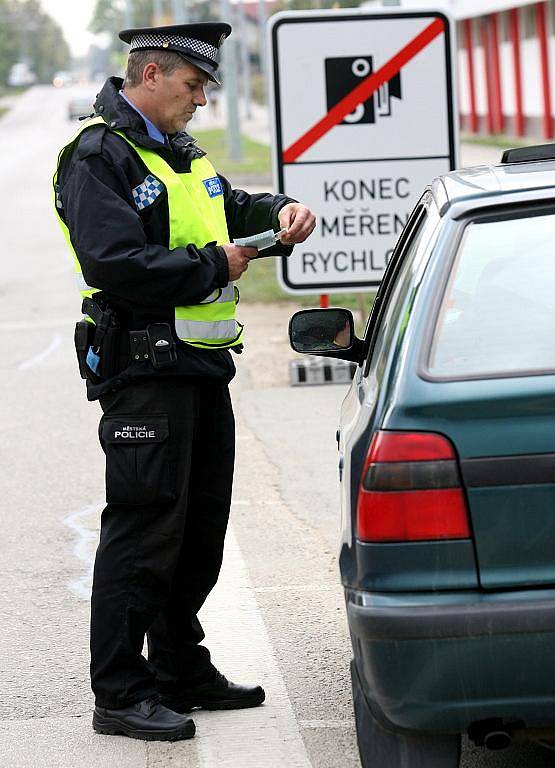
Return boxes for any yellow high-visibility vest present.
[54,115,243,349]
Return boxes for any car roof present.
[432,159,555,214]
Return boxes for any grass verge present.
[192,128,271,177]
[461,133,538,150]
[239,255,375,325]
[0,85,28,98]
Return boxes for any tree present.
[90,0,154,38]
[0,0,70,85]
[18,0,70,82]
[0,0,20,85]
[89,0,155,71]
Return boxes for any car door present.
[338,192,441,581]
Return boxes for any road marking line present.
[253,584,338,594]
[298,719,355,729]
[196,526,312,768]
[18,332,62,370]
[62,501,102,600]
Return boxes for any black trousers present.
[91,377,235,709]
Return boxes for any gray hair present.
[124,49,186,88]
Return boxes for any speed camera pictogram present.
[325,56,402,126]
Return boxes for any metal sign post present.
[219,0,243,162]
[269,8,459,295]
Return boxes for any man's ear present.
[142,63,160,91]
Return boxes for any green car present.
[289,145,555,767]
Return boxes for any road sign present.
[269,9,458,294]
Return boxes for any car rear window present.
[428,210,555,379]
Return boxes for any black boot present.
[93,696,196,741]
[162,671,265,713]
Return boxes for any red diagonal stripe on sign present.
[282,17,445,164]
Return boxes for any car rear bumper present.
[346,587,555,733]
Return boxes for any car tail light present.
[356,431,470,542]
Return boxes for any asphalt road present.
[0,85,553,768]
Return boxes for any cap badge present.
[162,41,169,48]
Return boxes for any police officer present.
[54,22,315,742]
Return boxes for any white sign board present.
[269,9,458,293]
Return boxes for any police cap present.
[119,22,231,85]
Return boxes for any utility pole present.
[219,0,242,161]
[123,0,134,29]
[171,0,189,24]
[257,0,268,104]
[153,0,164,25]
[237,0,252,119]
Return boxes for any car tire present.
[351,660,461,768]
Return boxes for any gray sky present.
[40,0,105,57]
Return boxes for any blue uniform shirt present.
[118,90,168,145]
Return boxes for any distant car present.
[289,146,555,767]
[7,62,36,88]
[67,93,95,121]
[53,70,74,88]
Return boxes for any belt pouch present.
[74,320,97,381]
[147,323,178,369]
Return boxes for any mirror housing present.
[288,308,364,363]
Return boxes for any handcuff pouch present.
[147,323,178,370]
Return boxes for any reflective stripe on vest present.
[175,318,238,340]
[76,272,96,293]
[54,116,243,349]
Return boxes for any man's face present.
[154,61,209,134]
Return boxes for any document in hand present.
[233,228,288,257]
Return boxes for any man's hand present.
[278,203,316,245]
[221,244,257,281]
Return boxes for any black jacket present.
[57,77,294,399]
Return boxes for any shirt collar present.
[118,90,167,145]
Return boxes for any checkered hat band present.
[130,33,218,60]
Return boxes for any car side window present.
[362,203,426,349]
[363,197,432,378]
[428,207,555,379]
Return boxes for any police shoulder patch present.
[203,176,224,198]
[132,174,165,211]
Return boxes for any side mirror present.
[289,308,363,362]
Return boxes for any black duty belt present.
[82,298,177,372]
[129,323,177,370]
